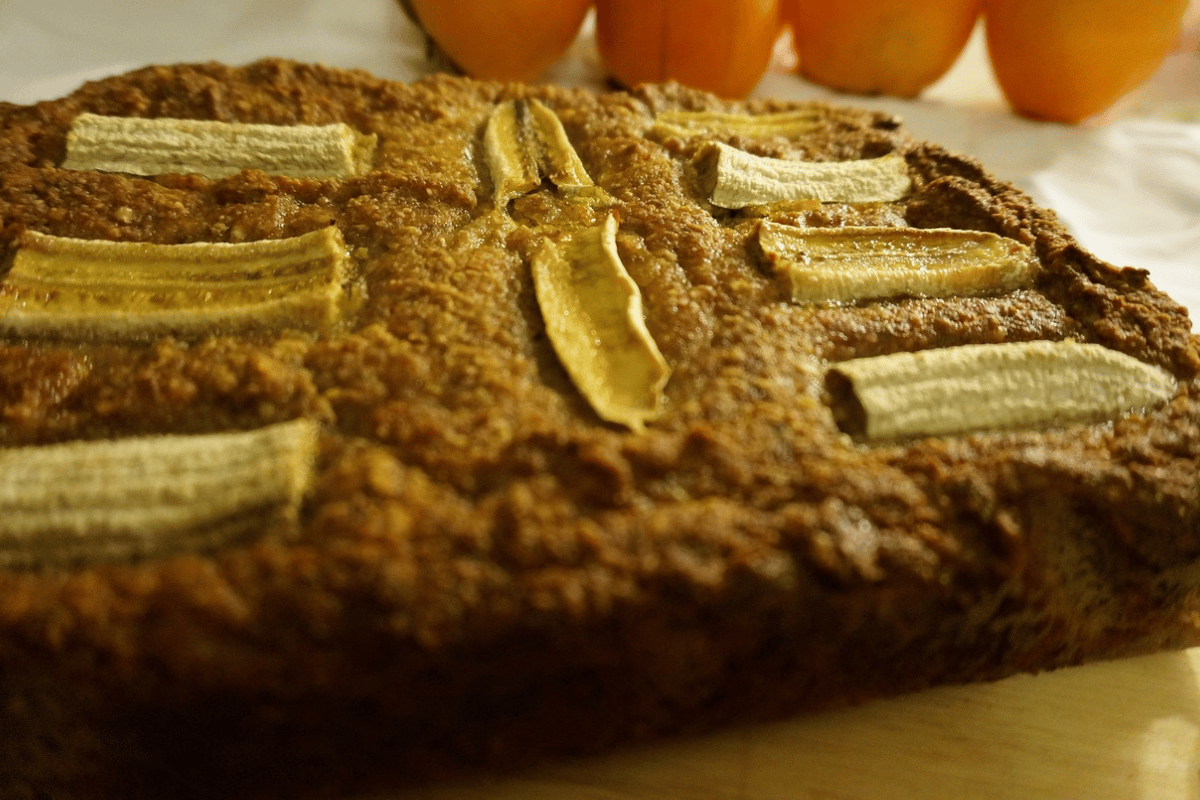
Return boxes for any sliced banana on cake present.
[484,98,597,203]
[0,419,318,568]
[651,109,822,140]
[532,214,671,431]
[758,222,1039,304]
[0,227,349,341]
[829,340,1177,441]
[699,141,912,208]
[62,113,377,179]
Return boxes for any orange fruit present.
[401,0,592,83]
[594,0,783,99]
[984,0,1190,122]
[782,0,982,98]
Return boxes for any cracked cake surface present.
[1,59,1199,799]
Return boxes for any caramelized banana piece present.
[62,113,377,179]
[532,214,671,431]
[484,100,542,202]
[699,141,911,208]
[829,341,1177,441]
[525,99,595,190]
[484,98,596,203]
[652,109,822,139]
[758,222,1038,304]
[0,419,319,568]
[0,227,348,340]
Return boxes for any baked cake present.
[1,59,1198,799]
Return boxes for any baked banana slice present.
[758,222,1038,304]
[651,109,822,140]
[0,227,349,340]
[532,214,671,431]
[0,419,319,568]
[700,141,912,208]
[484,98,596,203]
[62,113,376,179]
[829,340,1177,440]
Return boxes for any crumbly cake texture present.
[1,59,1199,798]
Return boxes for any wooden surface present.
[390,648,1200,800]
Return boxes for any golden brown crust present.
[1,59,1199,798]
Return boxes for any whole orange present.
[782,0,982,98]
[402,0,592,83]
[984,0,1189,122]
[595,0,783,99]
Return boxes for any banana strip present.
[652,109,822,140]
[532,214,671,431]
[758,222,1038,304]
[62,113,377,179]
[829,341,1177,441]
[484,98,596,203]
[699,141,912,208]
[0,227,349,340]
[0,419,319,568]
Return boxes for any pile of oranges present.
[400,0,1190,123]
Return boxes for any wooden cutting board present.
[390,647,1200,800]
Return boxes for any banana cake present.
[1,59,1199,799]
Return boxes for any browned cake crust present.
[1,59,1199,799]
